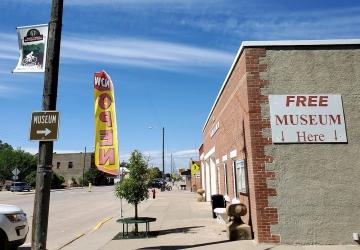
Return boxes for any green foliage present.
[51,172,65,189]
[171,172,182,182]
[0,140,37,182]
[115,150,149,206]
[147,167,162,183]
[84,165,109,185]
[120,161,129,169]
[24,170,65,189]
[25,171,37,187]
[78,177,83,186]
[71,177,78,187]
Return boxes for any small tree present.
[51,172,65,189]
[115,150,149,233]
[84,165,108,185]
[147,167,162,183]
[171,172,182,182]
[25,171,37,187]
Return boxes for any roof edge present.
[202,39,360,132]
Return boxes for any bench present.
[116,217,156,238]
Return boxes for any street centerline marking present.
[56,216,114,249]
[92,216,113,232]
[57,233,85,250]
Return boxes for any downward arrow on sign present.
[36,128,51,136]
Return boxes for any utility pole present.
[32,0,63,249]
[162,127,165,177]
[82,146,86,188]
[170,153,173,174]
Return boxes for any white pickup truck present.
[0,204,29,249]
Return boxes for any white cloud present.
[0,30,233,72]
[13,0,220,7]
[185,6,360,40]
[0,33,19,61]
[0,53,17,61]
[60,35,233,71]
[172,149,198,158]
[120,148,198,171]
[0,70,12,75]
[22,147,83,155]
[0,84,26,97]
[21,147,197,172]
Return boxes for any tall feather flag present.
[94,70,119,175]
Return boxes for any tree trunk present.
[135,203,138,234]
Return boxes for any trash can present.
[211,194,225,218]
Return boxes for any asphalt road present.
[0,186,128,250]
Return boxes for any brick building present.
[200,39,360,244]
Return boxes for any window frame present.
[223,163,228,195]
[233,159,248,195]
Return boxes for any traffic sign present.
[191,161,200,176]
[12,167,20,176]
[30,111,60,141]
[12,168,20,181]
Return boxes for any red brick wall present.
[201,47,280,243]
[244,48,279,243]
[202,53,251,225]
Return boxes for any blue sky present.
[0,0,359,172]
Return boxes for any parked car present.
[4,181,13,191]
[0,204,29,249]
[10,182,31,192]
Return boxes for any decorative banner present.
[94,71,119,175]
[191,161,200,176]
[13,24,48,73]
[269,95,347,143]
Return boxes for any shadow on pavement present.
[136,240,230,249]
[18,247,31,250]
[112,226,205,240]
[157,226,204,235]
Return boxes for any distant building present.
[52,152,93,186]
[178,168,191,190]
[200,39,360,244]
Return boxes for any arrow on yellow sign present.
[191,162,200,176]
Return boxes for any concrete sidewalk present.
[101,190,360,250]
[99,190,359,250]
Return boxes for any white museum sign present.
[269,95,347,143]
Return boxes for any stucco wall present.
[52,153,93,184]
[261,46,360,244]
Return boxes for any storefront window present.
[216,165,221,193]
[234,160,247,194]
[223,163,228,195]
